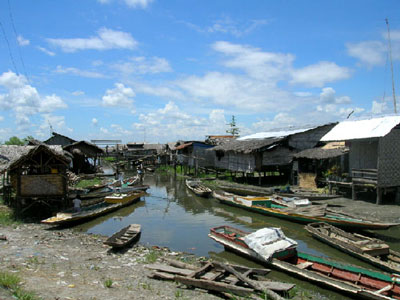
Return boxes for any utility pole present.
[386,18,397,114]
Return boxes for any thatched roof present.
[210,137,284,154]
[63,141,104,155]
[205,135,236,146]
[0,145,69,173]
[294,147,349,160]
[44,131,76,145]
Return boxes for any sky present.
[0,0,399,143]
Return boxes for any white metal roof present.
[321,115,400,141]
[238,127,315,140]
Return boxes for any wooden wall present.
[378,128,400,187]
[288,124,335,150]
[214,152,256,173]
[262,147,295,166]
[20,174,65,196]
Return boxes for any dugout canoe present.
[104,224,141,248]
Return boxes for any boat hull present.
[186,180,212,197]
[104,224,141,248]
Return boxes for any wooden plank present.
[148,271,175,280]
[163,258,198,270]
[174,275,253,297]
[145,264,193,276]
[188,262,213,278]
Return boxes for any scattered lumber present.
[146,259,294,298]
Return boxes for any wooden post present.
[376,187,382,205]
[258,172,261,186]
[352,183,356,200]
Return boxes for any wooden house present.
[0,145,70,214]
[209,124,336,184]
[293,142,349,189]
[321,115,400,204]
[175,141,215,169]
[63,141,104,174]
[44,132,76,146]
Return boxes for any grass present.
[0,205,19,226]
[0,271,42,300]
[75,178,103,189]
[103,279,113,288]
[103,156,116,162]
[143,250,161,263]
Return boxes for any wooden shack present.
[63,141,104,174]
[44,131,76,146]
[175,141,215,169]
[321,116,400,204]
[0,145,70,214]
[293,142,349,189]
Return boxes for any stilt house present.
[321,115,400,204]
[63,141,104,174]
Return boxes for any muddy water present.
[76,173,400,299]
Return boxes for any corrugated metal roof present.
[238,127,315,140]
[321,116,400,141]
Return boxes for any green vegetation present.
[103,279,113,288]
[0,271,42,300]
[139,282,152,290]
[103,156,116,162]
[3,136,34,146]
[143,250,161,263]
[0,205,18,226]
[226,115,240,137]
[75,178,103,189]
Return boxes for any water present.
[75,173,400,299]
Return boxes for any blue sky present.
[0,0,399,143]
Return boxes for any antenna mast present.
[386,18,397,114]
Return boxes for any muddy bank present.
[0,223,221,300]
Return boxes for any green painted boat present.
[212,190,399,230]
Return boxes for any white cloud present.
[98,0,153,8]
[102,83,135,107]
[371,100,387,114]
[92,118,98,126]
[112,56,172,75]
[47,28,138,53]
[319,87,351,104]
[0,116,3,122]
[17,35,30,46]
[100,127,109,134]
[207,17,269,37]
[291,62,352,87]
[37,114,72,138]
[55,65,106,78]
[72,90,85,96]
[346,41,386,67]
[37,46,55,56]
[0,71,67,127]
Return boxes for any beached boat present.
[124,176,140,186]
[212,190,399,230]
[41,193,144,226]
[209,225,400,300]
[185,179,212,197]
[277,191,339,201]
[104,224,141,248]
[305,222,400,275]
[270,195,311,207]
[105,190,145,204]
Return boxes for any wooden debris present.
[0,235,7,241]
[146,259,294,298]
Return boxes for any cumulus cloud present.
[55,65,106,78]
[319,87,351,104]
[291,62,352,87]
[0,71,67,127]
[371,100,388,114]
[207,17,269,37]
[47,28,138,52]
[102,83,135,107]
[92,118,98,126]
[17,35,30,46]
[36,114,72,138]
[112,56,172,75]
[72,90,85,96]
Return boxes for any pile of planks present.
[146,258,294,299]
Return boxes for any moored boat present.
[105,190,145,204]
[185,179,212,197]
[305,222,400,275]
[41,192,144,226]
[209,225,400,300]
[212,190,399,230]
[104,224,141,248]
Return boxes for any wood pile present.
[146,258,294,299]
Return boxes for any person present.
[138,162,144,183]
[73,195,82,212]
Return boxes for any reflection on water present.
[75,173,400,299]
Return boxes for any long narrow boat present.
[209,225,400,300]
[212,190,399,230]
[41,193,144,226]
[105,190,145,204]
[305,222,400,275]
[104,224,141,248]
[185,179,212,197]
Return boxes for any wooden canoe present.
[209,225,400,300]
[104,224,141,248]
[104,190,145,204]
[185,179,212,197]
[212,190,400,230]
[41,193,143,226]
[305,222,400,275]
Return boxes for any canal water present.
[76,173,400,299]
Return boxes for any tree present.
[4,136,34,145]
[226,115,240,136]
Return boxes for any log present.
[145,264,193,276]
[212,262,285,300]
[174,275,253,297]
[163,258,198,270]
